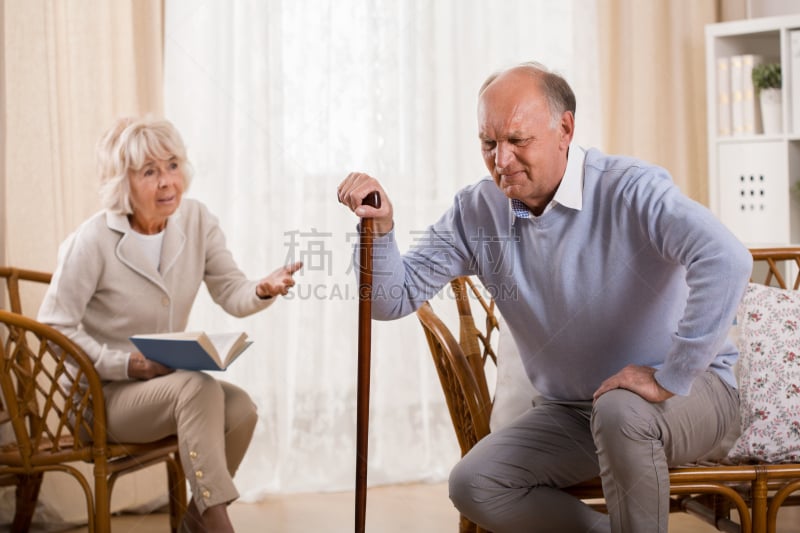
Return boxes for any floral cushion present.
[726,282,800,463]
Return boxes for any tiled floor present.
[55,482,800,532]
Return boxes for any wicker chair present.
[0,267,187,533]
[417,248,800,533]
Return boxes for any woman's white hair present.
[97,116,193,214]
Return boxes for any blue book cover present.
[130,331,252,371]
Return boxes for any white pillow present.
[726,282,800,463]
[489,313,538,431]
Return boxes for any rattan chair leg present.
[459,515,476,533]
[11,473,43,533]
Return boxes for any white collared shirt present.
[509,144,586,219]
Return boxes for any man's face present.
[478,70,573,215]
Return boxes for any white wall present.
[749,0,800,18]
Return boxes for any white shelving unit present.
[706,14,800,246]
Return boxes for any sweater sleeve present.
[624,169,752,395]
[38,229,132,381]
[199,203,275,317]
[357,194,477,321]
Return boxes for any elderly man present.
[337,61,750,532]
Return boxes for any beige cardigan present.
[38,199,273,381]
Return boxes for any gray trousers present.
[449,370,739,533]
[102,370,258,514]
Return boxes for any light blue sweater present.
[367,148,752,400]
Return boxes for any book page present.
[207,332,248,366]
[134,331,205,341]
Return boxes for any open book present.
[130,331,253,371]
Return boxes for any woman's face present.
[128,157,185,234]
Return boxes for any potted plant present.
[752,62,782,134]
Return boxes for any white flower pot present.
[759,88,783,134]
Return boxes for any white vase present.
[759,88,783,134]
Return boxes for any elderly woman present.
[38,116,301,532]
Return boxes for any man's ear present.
[559,110,575,148]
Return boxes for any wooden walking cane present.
[356,191,380,533]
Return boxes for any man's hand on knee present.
[593,364,675,403]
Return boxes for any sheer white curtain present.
[164,0,600,498]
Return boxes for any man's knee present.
[591,388,655,444]
[448,453,502,517]
[448,455,477,512]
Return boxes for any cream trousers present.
[103,370,258,514]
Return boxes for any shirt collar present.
[508,144,586,222]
